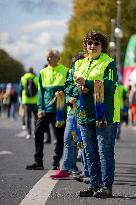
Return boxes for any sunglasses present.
[87,41,101,46]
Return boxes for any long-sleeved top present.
[64,53,120,125]
[38,64,68,113]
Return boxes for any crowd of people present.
[1,30,136,198]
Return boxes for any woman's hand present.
[55,91,64,97]
[74,76,89,93]
[69,97,76,105]
[74,76,85,86]
[81,86,89,93]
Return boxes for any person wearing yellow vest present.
[19,67,38,139]
[116,83,129,139]
[65,31,120,198]
[26,48,68,170]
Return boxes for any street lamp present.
[114,27,123,39]
[109,19,116,58]
[114,0,123,82]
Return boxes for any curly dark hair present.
[83,30,109,53]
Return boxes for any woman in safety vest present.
[65,31,120,198]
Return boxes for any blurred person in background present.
[10,87,19,120]
[116,82,129,140]
[129,84,136,125]
[6,85,12,118]
[127,85,132,125]
[19,67,38,139]
[0,87,3,117]
[2,89,9,118]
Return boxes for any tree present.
[0,49,25,83]
[61,0,136,68]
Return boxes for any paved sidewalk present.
[113,125,136,203]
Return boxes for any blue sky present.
[0,0,73,73]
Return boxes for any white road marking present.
[0,150,13,155]
[15,131,27,138]
[19,170,59,205]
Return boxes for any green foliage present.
[61,0,136,67]
[0,49,25,83]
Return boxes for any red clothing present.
[131,104,136,123]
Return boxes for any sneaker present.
[73,174,89,183]
[53,140,57,145]
[94,187,112,198]
[44,139,51,144]
[22,125,26,130]
[83,178,90,184]
[71,170,81,175]
[26,134,31,139]
[26,162,44,170]
[78,188,97,197]
[50,170,70,179]
[73,174,84,182]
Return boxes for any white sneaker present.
[26,134,31,139]
[22,125,26,130]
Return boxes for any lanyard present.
[77,85,86,118]
[71,102,84,149]
[44,94,65,128]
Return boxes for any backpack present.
[25,76,37,97]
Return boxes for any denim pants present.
[62,114,78,172]
[80,122,117,190]
[81,149,90,177]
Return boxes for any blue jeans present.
[81,149,90,177]
[80,123,117,190]
[62,115,78,172]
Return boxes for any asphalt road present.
[0,117,53,205]
[0,117,136,205]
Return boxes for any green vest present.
[75,53,113,80]
[38,64,68,113]
[118,84,125,109]
[21,73,38,104]
[74,53,120,123]
[3,93,9,105]
[40,64,68,87]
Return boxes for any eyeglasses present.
[87,41,101,46]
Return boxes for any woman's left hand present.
[75,76,85,86]
[81,86,89,93]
